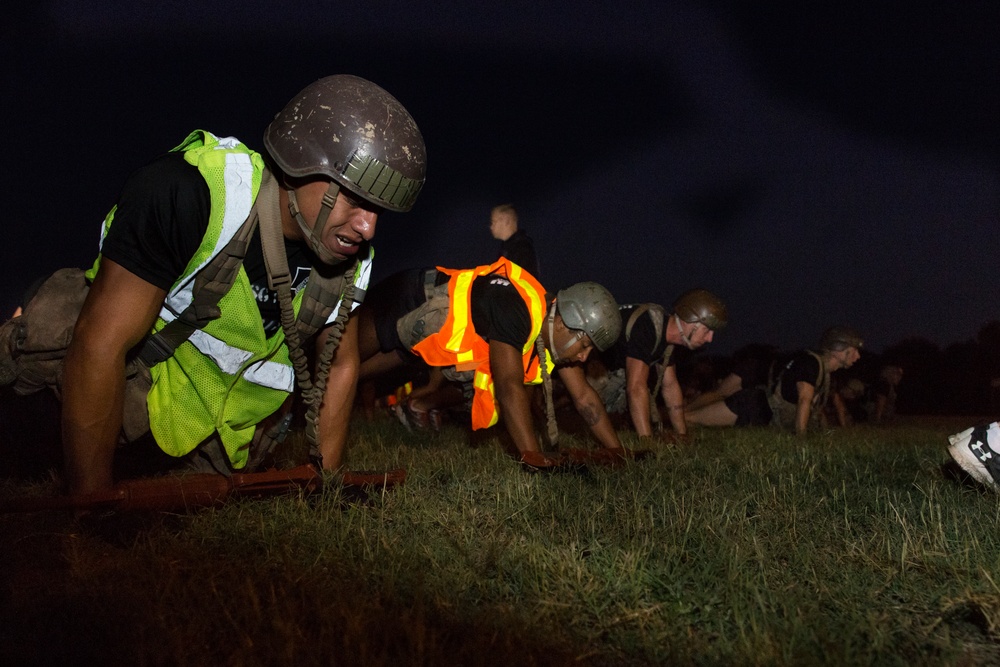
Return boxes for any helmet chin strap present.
[287,181,341,265]
[547,301,584,363]
[675,314,694,349]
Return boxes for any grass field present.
[2,415,999,666]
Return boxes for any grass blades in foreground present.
[2,416,1000,665]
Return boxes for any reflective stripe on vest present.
[163,146,255,315]
[156,141,303,391]
[411,258,553,429]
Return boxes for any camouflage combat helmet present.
[673,289,728,330]
[264,74,426,213]
[819,326,864,352]
[556,282,622,352]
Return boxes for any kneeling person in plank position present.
[592,289,727,442]
[686,326,863,434]
[356,260,624,465]
[8,76,427,497]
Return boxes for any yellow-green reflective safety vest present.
[87,130,372,468]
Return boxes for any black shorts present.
[363,268,447,352]
[724,387,772,426]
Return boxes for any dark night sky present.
[2,0,998,355]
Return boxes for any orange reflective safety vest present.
[411,258,554,429]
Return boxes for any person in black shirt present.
[592,289,727,442]
[687,327,863,434]
[357,264,625,464]
[489,204,540,279]
[769,329,863,433]
[684,346,777,427]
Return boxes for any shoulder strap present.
[257,174,361,456]
[136,195,259,368]
[661,344,674,368]
[624,304,669,430]
[257,169,314,397]
[536,335,559,447]
[805,350,825,388]
[647,304,666,343]
[806,350,830,406]
[624,304,649,341]
[625,303,666,342]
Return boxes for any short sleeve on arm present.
[779,352,821,402]
[99,152,210,290]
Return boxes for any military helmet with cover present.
[264,74,426,213]
[556,282,622,352]
[673,289,728,330]
[819,326,864,352]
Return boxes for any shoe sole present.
[948,423,1000,490]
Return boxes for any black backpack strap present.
[624,304,649,342]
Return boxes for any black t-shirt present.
[601,304,671,372]
[469,272,533,350]
[499,229,540,279]
[732,356,770,389]
[777,351,823,403]
[100,152,319,336]
[367,267,533,355]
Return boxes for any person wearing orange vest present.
[356,259,624,465]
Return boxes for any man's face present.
[552,325,595,365]
[680,321,715,350]
[833,346,861,370]
[295,180,382,261]
[489,212,514,241]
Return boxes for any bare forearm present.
[61,342,125,495]
[627,383,652,437]
[489,340,539,453]
[688,373,741,411]
[685,390,723,411]
[316,362,358,471]
[795,400,811,434]
[315,317,363,471]
[496,379,539,452]
[624,358,653,438]
[834,396,849,427]
[666,405,686,434]
[662,382,686,435]
[573,389,621,449]
[795,382,815,435]
[60,259,167,494]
